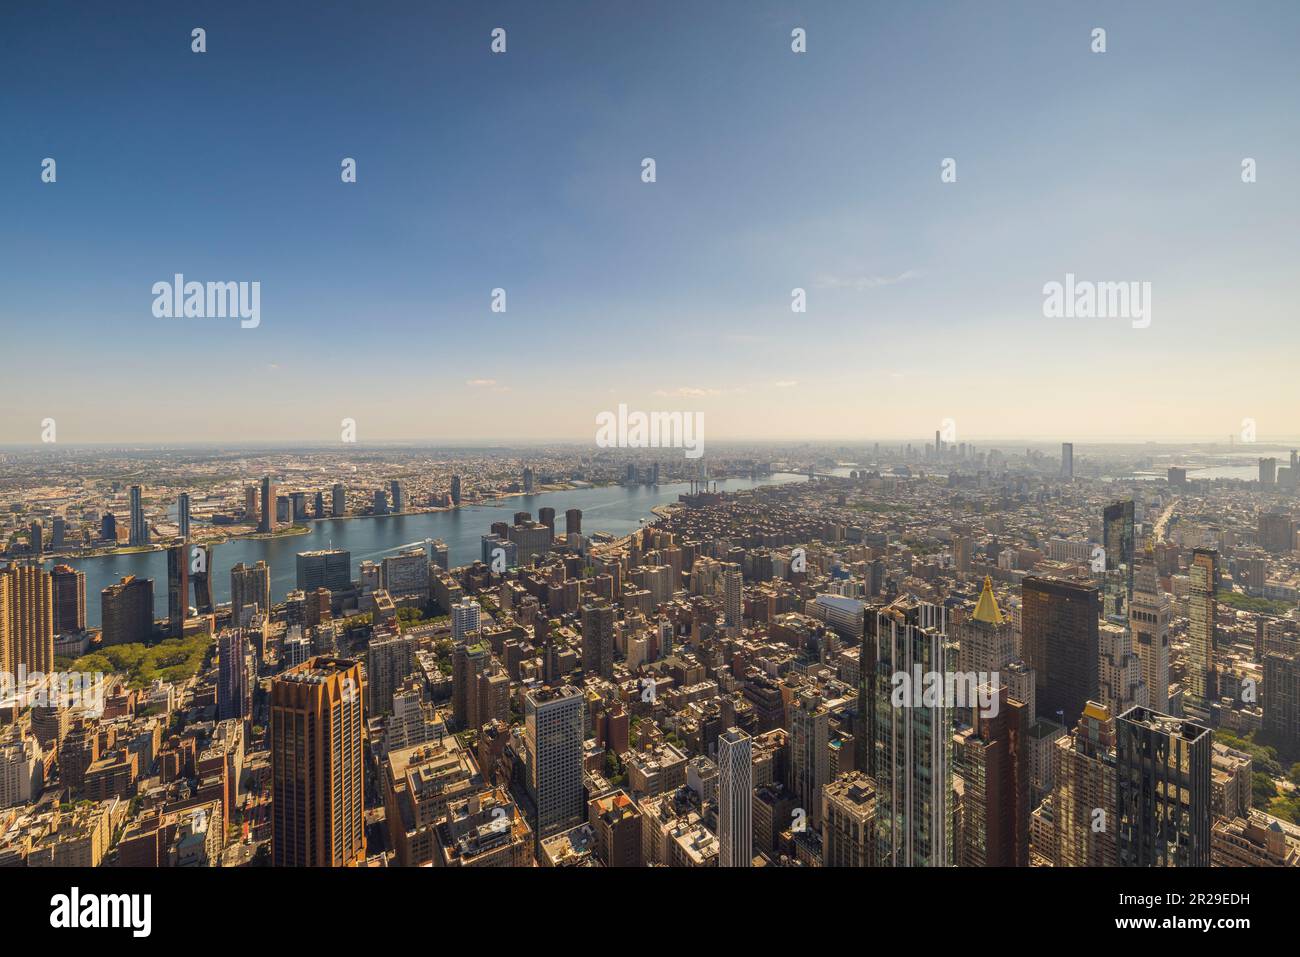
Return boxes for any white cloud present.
[654,386,723,398]
[815,269,922,291]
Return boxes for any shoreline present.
[29,472,797,567]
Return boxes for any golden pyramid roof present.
[972,576,1004,625]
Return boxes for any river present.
[49,474,807,626]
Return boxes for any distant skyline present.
[5,435,1300,451]
[3,1,1299,443]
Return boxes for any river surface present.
[51,474,806,627]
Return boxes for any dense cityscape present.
[6,1,1296,937]
[0,438,1297,874]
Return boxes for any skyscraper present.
[177,492,191,539]
[2,564,54,674]
[452,639,490,728]
[1053,700,1118,867]
[822,772,877,866]
[389,479,405,513]
[522,466,535,494]
[271,657,366,867]
[952,535,972,575]
[790,691,829,828]
[1258,510,1294,554]
[259,476,277,533]
[1115,706,1211,867]
[166,543,189,637]
[50,564,86,636]
[1262,637,1300,757]
[217,629,250,722]
[365,633,418,717]
[450,474,462,506]
[100,576,154,646]
[1129,557,1170,713]
[295,549,351,593]
[717,727,753,867]
[451,598,482,644]
[0,572,9,681]
[955,684,1029,867]
[381,548,430,603]
[508,518,552,565]
[1098,614,1145,716]
[723,564,742,630]
[565,508,582,536]
[1186,548,1218,718]
[231,561,271,617]
[1102,500,1134,621]
[331,482,346,517]
[1060,442,1073,480]
[1021,576,1100,728]
[868,597,951,866]
[955,576,1015,675]
[524,685,585,841]
[580,601,615,680]
[129,485,148,546]
[190,544,213,615]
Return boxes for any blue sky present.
[3,1,1298,444]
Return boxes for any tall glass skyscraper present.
[1102,499,1134,621]
[867,596,952,867]
[717,727,753,867]
[1185,548,1218,719]
[128,484,147,546]
[166,543,189,637]
[1021,576,1101,728]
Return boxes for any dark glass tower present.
[166,543,189,637]
[190,544,213,615]
[1116,706,1211,867]
[1102,499,1134,621]
[1021,576,1100,728]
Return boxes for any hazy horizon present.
[5,434,1300,451]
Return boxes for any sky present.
[2,1,1299,445]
